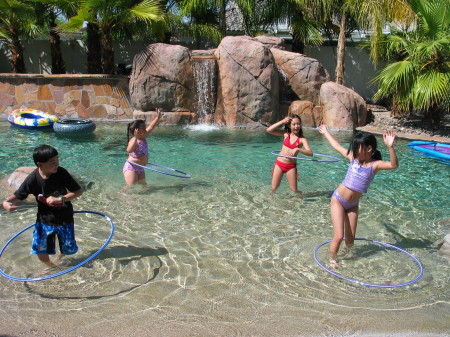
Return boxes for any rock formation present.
[128,36,367,130]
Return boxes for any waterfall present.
[192,58,217,124]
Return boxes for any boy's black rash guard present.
[14,167,81,226]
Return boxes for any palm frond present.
[130,0,164,22]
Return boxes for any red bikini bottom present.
[273,159,296,173]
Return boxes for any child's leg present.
[271,164,284,192]
[344,206,359,248]
[329,197,346,259]
[137,171,146,185]
[124,170,139,185]
[286,168,298,193]
[37,254,55,266]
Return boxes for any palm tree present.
[32,0,78,74]
[372,0,449,126]
[346,0,415,66]
[63,0,164,74]
[260,0,326,54]
[0,0,39,73]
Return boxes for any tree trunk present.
[335,12,347,85]
[9,31,26,73]
[86,22,102,74]
[291,11,305,54]
[219,0,226,35]
[291,30,305,54]
[101,27,115,74]
[49,9,65,74]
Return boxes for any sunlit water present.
[0,120,449,336]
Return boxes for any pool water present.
[0,120,449,336]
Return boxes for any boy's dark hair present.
[33,145,58,165]
[348,132,382,161]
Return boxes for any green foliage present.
[372,0,450,121]
[0,0,40,40]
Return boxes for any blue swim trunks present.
[31,222,78,255]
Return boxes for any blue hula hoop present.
[127,160,191,178]
[271,150,340,162]
[314,238,424,288]
[0,210,114,282]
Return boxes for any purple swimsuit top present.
[342,160,375,193]
[129,139,148,158]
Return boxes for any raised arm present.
[373,130,399,172]
[145,108,162,135]
[317,125,351,160]
[267,116,291,137]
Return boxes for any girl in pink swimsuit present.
[267,115,313,195]
[318,125,398,267]
[123,108,162,186]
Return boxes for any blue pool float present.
[8,108,59,129]
[408,141,450,161]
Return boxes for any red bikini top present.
[283,135,302,149]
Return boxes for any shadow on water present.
[23,245,169,300]
[382,222,435,250]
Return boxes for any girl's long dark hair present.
[127,119,145,142]
[348,132,382,161]
[284,114,304,137]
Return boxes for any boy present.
[2,145,83,267]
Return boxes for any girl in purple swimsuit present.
[318,125,398,267]
[267,115,313,195]
[123,108,162,186]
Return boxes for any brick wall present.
[0,74,133,120]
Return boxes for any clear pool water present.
[0,120,449,336]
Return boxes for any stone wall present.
[0,74,133,120]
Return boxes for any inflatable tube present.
[408,141,450,160]
[8,108,59,129]
[53,118,96,134]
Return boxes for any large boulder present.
[288,100,321,127]
[0,167,35,200]
[320,81,367,130]
[254,36,286,50]
[214,36,279,126]
[129,43,195,112]
[270,48,330,106]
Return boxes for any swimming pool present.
[0,120,449,336]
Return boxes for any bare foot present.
[329,259,339,269]
[296,190,303,199]
[52,253,71,267]
[35,266,53,277]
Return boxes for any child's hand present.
[2,200,19,211]
[133,128,141,138]
[287,148,299,157]
[317,125,328,134]
[282,116,292,124]
[383,130,396,147]
[45,196,63,208]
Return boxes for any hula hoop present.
[0,210,114,282]
[271,150,340,162]
[127,161,191,178]
[314,238,424,288]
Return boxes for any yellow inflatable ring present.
[8,108,59,129]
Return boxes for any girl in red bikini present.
[267,115,313,195]
[123,108,162,186]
